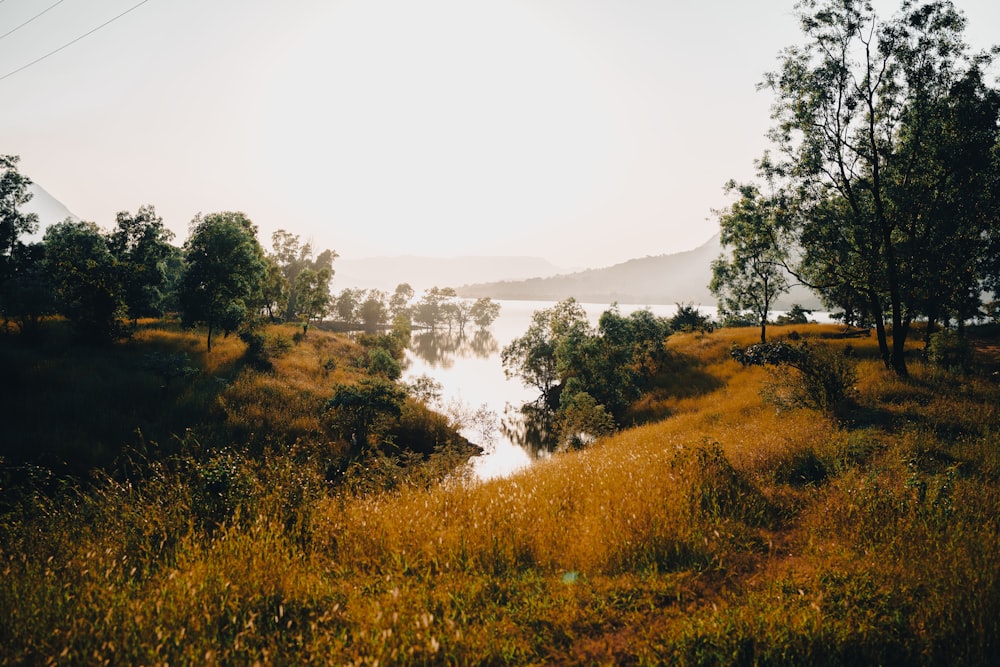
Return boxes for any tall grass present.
[2,322,998,664]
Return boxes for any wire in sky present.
[0,0,155,83]
[0,0,70,42]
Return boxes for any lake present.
[401,300,688,480]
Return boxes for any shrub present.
[556,391,616,451]
[735,341,857,416]
[927,329,972,373]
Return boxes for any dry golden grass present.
[2,321,998,664]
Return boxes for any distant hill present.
[335,255,566,292]
[457,234,823,309]
[25,183,79,230]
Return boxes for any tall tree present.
[501,298,588,409]
[108,205,176,322]
[0,156,39,326]
[43,220,128,342]
[269,230,336,321]
[291,266,332,334]
[360,289,388,331]
[179,212,267,351]
[710,180,791,343]
[470,297,501,330]
[389,282,414,319]
[761,0,999,376]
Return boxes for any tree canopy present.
[179,212,268,351]
[755,0,1000,375]
[710,180,791,343]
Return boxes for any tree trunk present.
[869,290,892,370]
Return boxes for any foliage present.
[926,328,972,373]
[0,155,38,290]
[179,212,268,351]
[555,391,615,451]
[366,347,401,380]
[359,289,388,331]
[710,180,791,342]
[412,286,458,330]
[760,0,1000,376]
[668,302,712,333]
[502,298,588,409]
[1,242,52,337]
[470,296,501,330]
[269,230,337,322]
[43,220,130,342]
[108,205,177,321]
[290,266,332,331]
[733,340,857,415]
[503,300,671,450]
[775,303,812,325]
[325,377,406,453]
[2,323,1000,663]
[388,282,414,319]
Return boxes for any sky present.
[3,0,999,269]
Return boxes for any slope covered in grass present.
[2,323,998,665]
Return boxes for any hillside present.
[3,322,998,663]
[334,255,566,292]
[0,321,474,477]
[458,234,824,309]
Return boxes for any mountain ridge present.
[456,234,822,309]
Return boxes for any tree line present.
[0,157,500,349]
[331,284,500,334]
[709,0,1000,376]
[0,179,330,349]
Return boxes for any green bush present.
[927,329,972,373]
[735,341,857,416]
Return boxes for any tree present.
[325,377,406,453]
[502,298,588,409]
[389,283,414,319]
[334,288,364,326]
[260,255,288,321]
[0,156,40,328]
[179,212,267,351]
[1,242,52,337]
[761,0,1000,376]
[710,181,791,343]
[291,266,332,333]
[360,290,388,331]
[412,287,456,330]
[269,230,337,322]
[669,303,712,333]
[470,297,501,330]
[446,299,472,334]
[0,156,38,279]
[108,205,176,322]
[44,220,128,342]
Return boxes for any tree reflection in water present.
[501,402,557,459]
[406,327,557,460]
[408,329,499,368]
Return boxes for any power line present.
[0,0,70,42]
[0,0,155,83]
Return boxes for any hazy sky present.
[3,0,999,268]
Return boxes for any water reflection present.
[408,329,499,368]
[405,323,558,469]
[501,403,557,459]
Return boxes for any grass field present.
[1,321,998,665]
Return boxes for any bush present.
[735,341,857,416]
[669,303,713,333]
[927,329,972,373]
[556,392,616,451]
